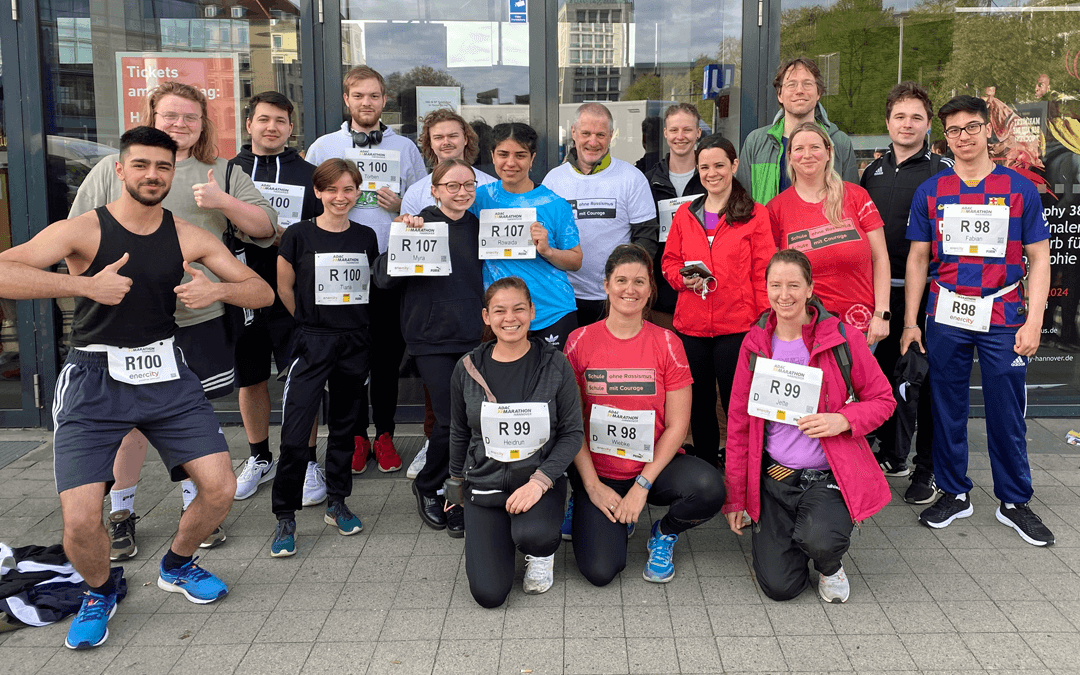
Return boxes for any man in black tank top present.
[0,127,273,650]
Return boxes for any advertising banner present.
[116,53,242,158]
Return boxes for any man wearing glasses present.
[736,57,858,205]
[903,95,1054,546]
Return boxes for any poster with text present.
[415,86,462,134]
[116,53,241,158]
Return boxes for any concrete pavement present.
[1,419,1080,673]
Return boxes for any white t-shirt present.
[670,168,696,198]
[400,169,497,217]
[541,158,656,301]
[305,122,426,253]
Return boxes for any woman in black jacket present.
[446,276,583,607]
[373,159,485,537]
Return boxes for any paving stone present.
[838,633,916,670]
[626,637,680,674]
[235,642,313,675]
[962,632,1045,670]
[301,641,375,673]
[674,636,723,672]
[716,635,788,672]
[498,638,563,675]
[563,637,628,674]
[431,638,501,675]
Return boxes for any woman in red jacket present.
[724,249,894,604]
[661,134,775,469]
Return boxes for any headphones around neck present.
[351,122,387,148]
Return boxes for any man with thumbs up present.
[70,82,278,557]
[0,127,273,649]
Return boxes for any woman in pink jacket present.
[724,249,894,604]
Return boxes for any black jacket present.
[449,337,583,498]
[645,154,705,314]
[229,146,322,309]
[373,205,485,356]
[860,142,951,280]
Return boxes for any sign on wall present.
[116,53,242,158]
[415,86,462,135]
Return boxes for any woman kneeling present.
[724,249,895,603]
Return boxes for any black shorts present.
[234,308,295,388]
[52,348,229,493]
[176,316,235,399]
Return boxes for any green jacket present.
[735,104,858,205]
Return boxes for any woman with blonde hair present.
[766,122,891,346]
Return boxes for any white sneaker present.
[302,462,327,506]
[523,554,554,595]
[818,564,850,603]
[407,440,428,480]
[234,457,276,500]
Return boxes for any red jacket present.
[724,300,894,523]
[660,198,775,337]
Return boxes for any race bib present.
[345,148,402,196]
[480,401,550,462]
[569,198,617,220]
[254,182,305,227]
[657,195,699,243]
[106,338,180,385]
[747,357,822,425]
[589,405,655,463]
[386,221,452,276]
[941,204,1009,258]
[315,252,370,305]
[478,208,537,259]
[935,286,992,332]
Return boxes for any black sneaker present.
[996,502,1055,546]
[905,470,941,505]
[918,492,973,528]
[875,453,911,477]
[445,504,464,539]
[108,510,138,561]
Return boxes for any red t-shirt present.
[564,321,694,480]
[767,183,884,331]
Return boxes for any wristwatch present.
[634,475,653,490]
[874,310,892,321]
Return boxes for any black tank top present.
[71,207,185,348]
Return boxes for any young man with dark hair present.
[861,81,951,504]
[0,127,273,649]
[306,66,427,474]
[228,92,323,502]
[904,95,1054,546]
[736,57,858,204]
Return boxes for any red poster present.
[116,53,241,158]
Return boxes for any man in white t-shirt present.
[400,108,496,216]
[542,103,658,326]
[305,66,427,474]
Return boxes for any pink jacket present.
[724,301,895,523]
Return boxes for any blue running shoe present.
[271,518,296,557]
[643,520,678,583]
[325,501,363,535]
[64,590,117,649]
[627,521,636,539]
[157,557,228,604]
[560,493,574,541]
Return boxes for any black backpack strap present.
[831,322,858,403]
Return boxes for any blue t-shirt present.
[472,181,580,329]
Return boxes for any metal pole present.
[897,15,904,84]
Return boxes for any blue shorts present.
[52,347,229,493]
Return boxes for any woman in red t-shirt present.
[564,244,725,586]
[766,122,891,344]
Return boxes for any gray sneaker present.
[108,510,138,561]
[199,526,227,549]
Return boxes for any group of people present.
[0,56,1056,651]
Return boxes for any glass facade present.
[0,0,1076,424]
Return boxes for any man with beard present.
[306,66,426,474]
[0,127,273,649]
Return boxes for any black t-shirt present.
[278,219,379,332]
[481,342,540,403]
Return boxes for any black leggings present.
[677,331,745,467]
[528,311,578,352]
[464,477,568,608]
[752,471,854,601]
[413,352,468,497]
[355,284,406,439]
[569,453,725,587]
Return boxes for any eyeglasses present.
[435,180,477,193]
[156,111,202,126]
[943,121,986,139]
[782,80,817,92]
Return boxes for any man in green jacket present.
[736,57,858,204]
